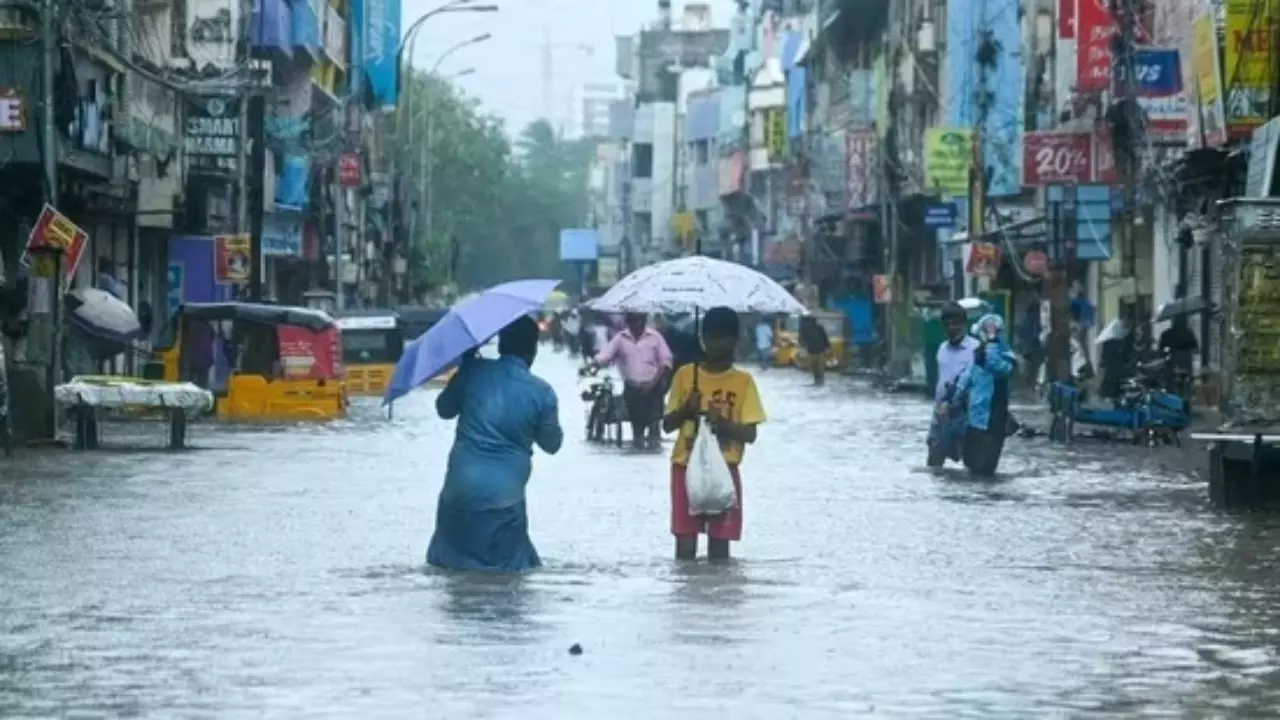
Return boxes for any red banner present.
[1076,0,1151,92]
[965,242,1002,278]
[845,129,878,218]
[1022,132,1093,185]
[1059,0,1075,38]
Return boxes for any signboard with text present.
[1022,132,1092,186]
[22,204,88,280]
[337,152,362,187]
[185,95,241,175]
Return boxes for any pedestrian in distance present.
[427,315,563,572]
[799,316,831,385]
[591,312,673,450]
[754,316,774,369]
[663,307,767,561]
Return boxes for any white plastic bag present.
[686,418,738,515]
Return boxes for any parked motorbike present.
[578,365,625,446]
[1049,351,1190,446]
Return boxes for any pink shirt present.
[595,327,673,388]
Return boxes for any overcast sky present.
[400,0,738,134]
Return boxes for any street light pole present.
[392,2,496,300]
[420,34,490,290]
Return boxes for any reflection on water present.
[2,352,1280,716]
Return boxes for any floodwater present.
[2,352,1280,718]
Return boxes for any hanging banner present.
[1189,10,1229,147]
[845,129,878,217]
[765,108,787,161]
[166,262,184,317]
[350,0,401,109]
[923,128,973,195]
[965,242,1002,278]
[1022,131,1092,186]
[1077,0,1152,92]
[872,274,892,304]
[1224,0,1278,137]
[214,234,252,284]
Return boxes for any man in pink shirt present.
[593,313,673,449]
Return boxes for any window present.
[694,139,710,164]
[633,143,653,178]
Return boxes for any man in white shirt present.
[563,310,582,356]
[936,302,979,401]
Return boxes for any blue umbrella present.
[383,279,561,406]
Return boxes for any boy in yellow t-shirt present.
[662,306,766,561]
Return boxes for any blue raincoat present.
[951,315,1016,431]
[949,314,1016,476]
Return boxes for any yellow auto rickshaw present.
[153,302,347,422]
[335,310,402,397]
[773,315,800,366]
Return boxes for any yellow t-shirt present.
[665,363,767,467]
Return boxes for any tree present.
[385,75,596,296]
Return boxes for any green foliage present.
[386,71,596,293]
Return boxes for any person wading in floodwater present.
[944,313,1016,477]
[927,302,979,467]
[663,307,766,561]
[427,316,563,572]
[591,312,673,450]
[799,316,831,385]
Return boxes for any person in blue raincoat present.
[947,313,1016,477]
[427,316,563,572]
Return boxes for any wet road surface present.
[2,351,1280,717]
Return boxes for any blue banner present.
[924,201,958,228]
[350,0,400,109]
[1115,48,1180,94]
[945,0,1024,197]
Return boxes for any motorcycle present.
[578,365,626,446]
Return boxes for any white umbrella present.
[588,256,808,315]
[66,288,142,343]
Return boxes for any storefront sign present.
[337,152,361,186]
[185,96,241,174]
[1077,0,1150,92]
[923,128,973,195]
[0,88,25,132]
[1022,131,1092,186]
[23,204,88,280]
[1190,10,1229,147]
[923,202,957,228]
[214,233,252,283]
[845,129,878,216]
[1116,48,1187,139]
[965,241,1001,278]
[1224,0,1277,136]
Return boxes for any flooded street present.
[4,351,1280,717]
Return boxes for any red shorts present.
[670,463,743,541]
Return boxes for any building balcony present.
[321,3,346,68]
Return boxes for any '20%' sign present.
[1021,132,1094,186]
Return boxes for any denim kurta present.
[428,354,563,571]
